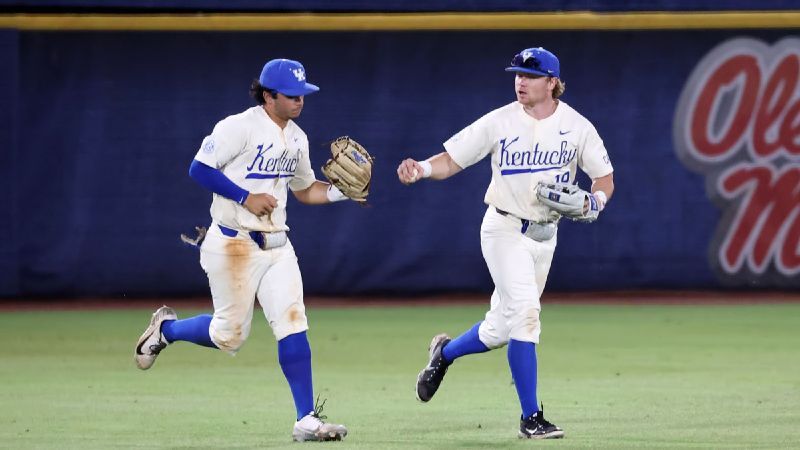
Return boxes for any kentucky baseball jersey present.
[444,101,613,222]
[194,106,316,232]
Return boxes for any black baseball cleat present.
[415,333,452,402]
[518,406,565,439]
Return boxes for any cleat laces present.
[525,403,558,432]
[311,395,328,421]
[426,359,447,382]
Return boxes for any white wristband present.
[593,190,608,211]
[419,160,433,178]
[326,184,348,202]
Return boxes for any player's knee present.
[210,325,250,354]
[481,335,509,349]
[509,308,541,343]
[271,305,309,341]
[478,321,509,349]
[273,324,309,342]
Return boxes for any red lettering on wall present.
[688,53,800,162]
[753,54,800,157]
[719,165,800,273]
[690,55,760,159]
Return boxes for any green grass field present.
[1,303,798,449]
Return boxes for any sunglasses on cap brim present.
[510,54,552,76]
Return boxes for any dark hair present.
[250,79,277,104]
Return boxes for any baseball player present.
[397,47,614,439]
[133,58,353,442]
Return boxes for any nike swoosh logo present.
[559,130,571,135]
[135,330,155,355]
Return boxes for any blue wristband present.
[189,159,249,204]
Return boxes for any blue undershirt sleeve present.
[189,159,249,205]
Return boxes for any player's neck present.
[522,99,558,120]
[263,105,289,129]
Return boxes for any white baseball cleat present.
[292,398,347,442]
[292,414,348,442]
[134,306,177,370]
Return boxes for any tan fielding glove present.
[321,136,374,203]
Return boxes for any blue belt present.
[217,224,267,249]
[495,207,530,234]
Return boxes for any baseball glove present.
[536,182,600,223]
[321,136,374,203]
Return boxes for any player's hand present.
[397,158,424,185]
[243,193,278,217]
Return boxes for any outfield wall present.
[1,18,798,296]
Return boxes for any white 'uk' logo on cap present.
[292,68,306,81]
[521,50,533,61]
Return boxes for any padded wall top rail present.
[0,0,797,12]
[2,11,800,31]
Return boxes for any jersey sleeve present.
[443,112,495,170]
[288,136,316,191]
[194,117,247,169]
[578,122,614,179]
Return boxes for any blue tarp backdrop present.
[2,29,798,297]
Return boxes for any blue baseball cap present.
[259,58,320,96]
[505,47,560,78]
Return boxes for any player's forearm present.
[427,151,463,180]
[189,159,249,204]
[590,173,614,213]
[591,173,614,200]
[293,180,345,205]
